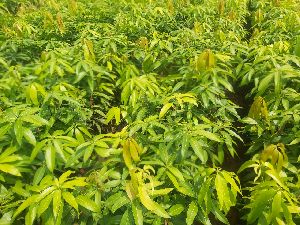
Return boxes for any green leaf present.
[123,141,133,169]
[106,192,123,209]
[37,193,53,216]
[0,211,13,225]
[198,178,211,205]
[215,173,231,212]
[169,204,184,216]
[30,140,47,161]
[196,130,222,142]
[274,70,281,95]
[138,186,170,218]
[22,115,49,126]
[29,85,39,105]
[33,166,46,185]
[265,168,286,189]
[0,164,21,176]
[190,138,208,163]
[159,103,173,119]
[111,196,130,213]
[14,119,23,145]
[150,188,173,196]
[62,192,78,212]
[23,128,36,146]
[129,140,140,162]
[270,191,281,222]
[53,140,66,162]
[168,166,184,181]
[181,134,189,158]
[58,170,74,184]
[61,178,87,189]
[186,201,198,225]
[83,144,94,163]
[76,195,100,212]
[25,205,37,225]
[120,209,134,225]
[221,171,241,195]
[132,200,143,225]
[294,36,300,57]
[13,195,39,219]
[0,124,10,137]
[247,189,276,224]
[52,190,61,218]
[258,74,273,95]
[237,160,257,173]
[105,107,121,125]
[211,202,229,225]
[45,145,55,172]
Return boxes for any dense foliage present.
[0,0,299,224]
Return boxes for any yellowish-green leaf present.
[0,164,21,176]
[13,195,39,219]
[76,195,100,212]
[169,204,184,216]
[29,85,39,105]
[132,200,143,225]
[37,193,53,216]
[58,170,74,184]
[186,201,198,225]
[138,186,170,218]
[190,138,208,163]
[123,141,133,169]
[25,205,37,225]
[159,103,173,119]
[53,190,61,218]
[62,192,78,212]
[197,130,222,142]
[221,171,242,195]
[61,178,87,189]
[168,166,184,181]
[129,140,140,162]
[215,173,230,212]
[271,191,281,222]
[23,128,36,146]
[45,145,55,173]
